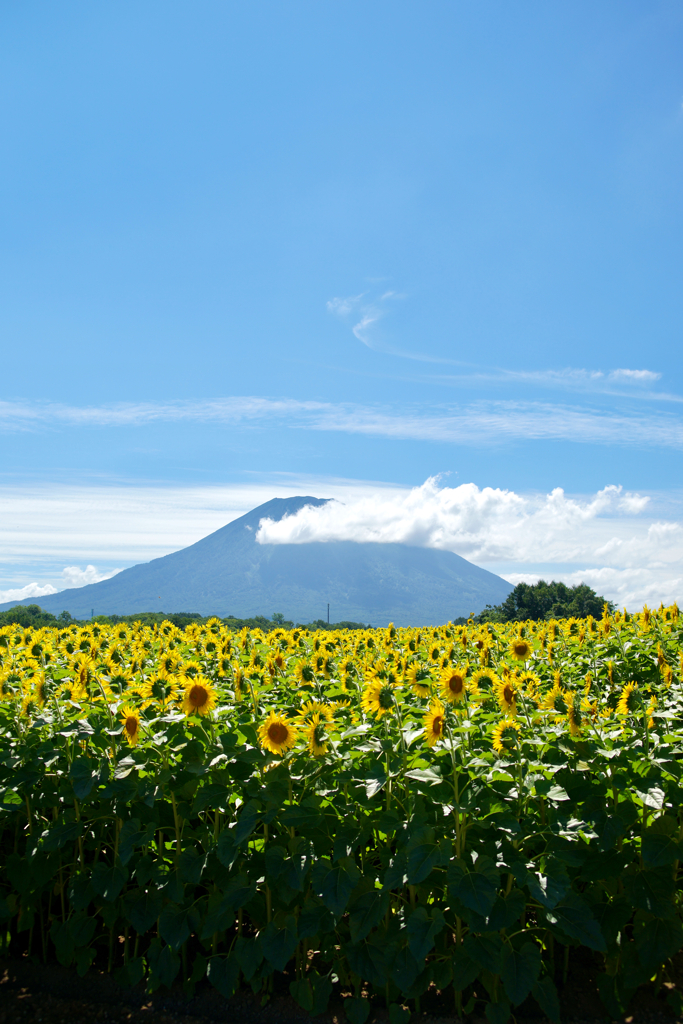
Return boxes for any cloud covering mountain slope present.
[0,496,513,625]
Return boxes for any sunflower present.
[56,680,87,703]
[471,668,499,692]
[494,676,519,716]
[182,677,217,716]
[361,679,396,719]
[542,682,567,715]
[306,712,329,756]
[509,637,532,662]
[297,699,334,724]
[492,719,522,754]
[232,664,244,699]
[120,706,141,746]
[646,695,657,730]
[106,671,134,697]
[258,710,299,756]
[406,662,432,697]
[21,693,41,719]
[294,660,316,686]
[141,674,180,708]
[33,674,51,705]
[424,699,446,747]
[518,670,541,705]
[440,666,468,704]
[566,694,586,736]
[616,681,640,716]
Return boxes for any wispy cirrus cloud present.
[2,395,683,449]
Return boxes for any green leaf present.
[405,767,442,787]
[91,862,128,902]
[310,972,333,1016]
[125,957,145,987]
[641,833,683,868]
[234,935,263,981]
[635,786,665,810]
[67,910,96,950]
[348,888,390,943]
[70,757,97,799]
[484,997,511,1024]
[545,893,606,951]
[485,889,526,931]
[40,822,83,852]
[281,802,325,831]
[345,996,371,1024]
[178,846,207,884]
[452,947,480,990]
[265,844,288,883]
[290,978,314,1013]
[500,942,542,1006]
[159,903,192,951]
[389,946,422,995]
[406,841,440,884]
[596,972,627,1020]
[463,933,503,974]
[232,803,262,845]
[389,1004,411,1024]
[216,830,239,869]
[532,975,560,1024]
[525,866,570,910]
[298,898,336,939]
[259,916,298,971]
[625,868,676,920]
[365,766,388,799]
[345,937,389,987]
[449,861,497,916]
[207,954,240,998]
[147,941,180,989]
[200,892,235,940]
[406,906,445,961]
[124,888,163,933]
[312,857,360,917]
[634,917,683,973]
[223,873,257,910]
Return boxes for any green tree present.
[474,579,615,623]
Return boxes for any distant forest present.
[0,604,369,632]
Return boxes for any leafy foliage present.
[474,579,615,623]
[0,602,682,1022]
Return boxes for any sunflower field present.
[1,605,683,1023]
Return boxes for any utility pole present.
[327,603,330,624]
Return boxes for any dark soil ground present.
[2,949,683,1024]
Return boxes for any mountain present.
[0,496,513,626]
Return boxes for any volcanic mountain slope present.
[1,496,513,626]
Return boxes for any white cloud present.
[256,478,683,609]
[1,395,683,448]
[0,581,59,604]
[0,565,122,606]
[609,368,661,384]
[1,477,681,612]
[61,565,122,588]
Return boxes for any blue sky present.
[1,1,683,610]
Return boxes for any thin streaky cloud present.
[1,396,683,449]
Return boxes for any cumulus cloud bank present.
[256,478,682,609]
[0,565,121,606]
